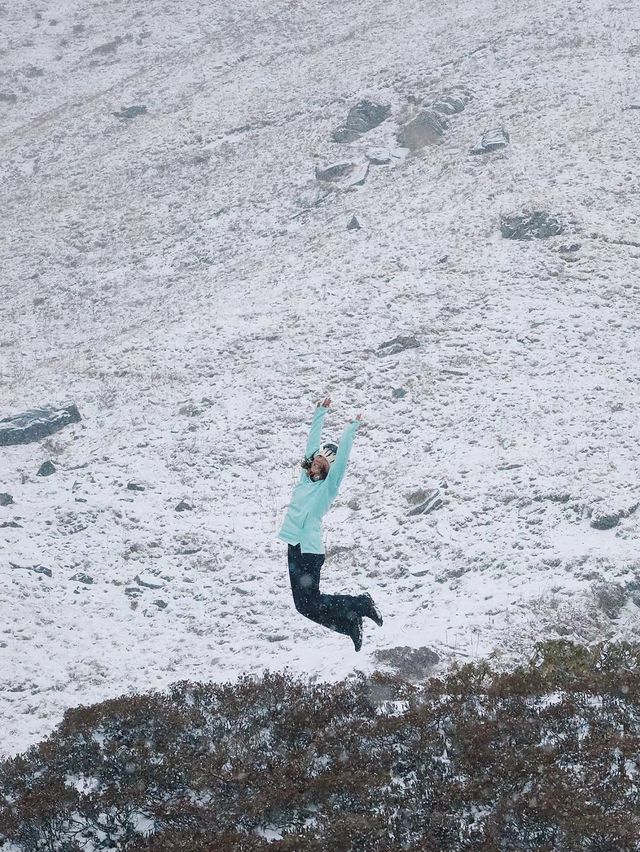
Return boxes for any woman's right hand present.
[317,396,331,409]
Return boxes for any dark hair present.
[301,453,328,480]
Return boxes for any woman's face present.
[309,455,330,480]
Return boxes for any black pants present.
[288,543,366,638]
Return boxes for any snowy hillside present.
[1,0,639,757]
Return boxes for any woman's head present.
[302,442,338,481]
[308,454,330,480]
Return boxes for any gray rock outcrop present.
[0,404,81,446]
[332,100,390,143]
[500,212,564,240]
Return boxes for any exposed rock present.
[175,500,193,512]
[432,93,467,115]
[396,110,447,150]
[500,212,564,240]
[315,161,368,187]
[37,460,56,477]
[152,599,168,609]
[332,100,390,143]
[347,215,361,231]
[0,404,81,446]
[0,493,14,506]
[127,482,145,491]
[294,182,331,211]
[374,645,441,680]
[392,387,407,399]
[113,105,147,120]
[70,572,94,585]
[125,586,143,597]
[558,242,581,253]
[9,562,52,578]
[590,513,620,530]
[470,126,510,154]
[0,521,21,528]
[377,335,421,357]
[592,581,627,618]
[0,93,17,104]
[408,489,443,516]
[135,573,165,589]
[366,147,392,165]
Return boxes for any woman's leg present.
[288,544,366,638]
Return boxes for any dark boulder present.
[332,100,390,142]
[500,212,564,240]
[377,335,421,357]
[37,461,56,477]
[347,215,361,231]
[315,162,368,186]
[0,404,81,446]
[471,127,510,154]
[113,105,147,120]
[396,110,447,150]
[0,493,13,506]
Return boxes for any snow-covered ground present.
[1,0,639,757]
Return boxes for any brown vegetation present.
[2,641,640,850]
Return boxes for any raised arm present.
[324,416,361,500]
[305,397,331,457]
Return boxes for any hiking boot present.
[349,617,363,652]
[362,593,383,627]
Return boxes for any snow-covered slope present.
[1,0,639,757]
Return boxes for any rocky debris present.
[293,182,331,213]
[590,513,620,530]
[152,599,168,609]
[0,521,21,528]
[500,212,564,240]
[135,573,165,589]
[332,100,390,143]
[0,493,14,506]
[470,126,510,154]
[590,501,639,530]
[347,215,361,231]
[408,488,443,516]
[70,573,94,585]
[175,500,193,512]
[395,88,471,151]
[559,242,581,253]
[125,586,143,598]
[591,581,627,618]
[374,645,441,680]
[178,398,214,417]
[37,461,56,477]
[392,387,407,399]
[366,147,393,165]
[113,105,147,120]
[377,335,420,357]
[396,110,447,150]
[9,562,52,578]
[0,93,17,104]
[127,482,145,491]
[347,498,360,511]
[0,404,81,446]
[315,161,369,187]
[431,91,469,115]
[233,585,254,596]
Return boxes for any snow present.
[1,0,640,757]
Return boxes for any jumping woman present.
[278,396,383,652]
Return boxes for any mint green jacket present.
[278,406,359,554]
